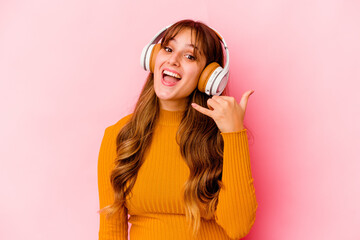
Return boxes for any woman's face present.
[154,28,207,111]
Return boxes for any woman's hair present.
[99,19,250,236]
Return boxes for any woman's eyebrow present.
[169,39,202,55]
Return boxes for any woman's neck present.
[158,107,184,126]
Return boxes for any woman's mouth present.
[161,70,182,87]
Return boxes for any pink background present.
[1,1,359,239]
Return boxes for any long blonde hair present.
[99,19,249,236]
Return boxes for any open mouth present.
[161,70,182,86]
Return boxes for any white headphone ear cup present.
[140,44,149,70]
[209,69,222,95]
[204,66,223,95]
[145,44,155,72]
[210,69,229,95]
[140,44,155,71]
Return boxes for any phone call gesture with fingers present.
[191,90,254,133]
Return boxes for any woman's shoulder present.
[105,113,133,135]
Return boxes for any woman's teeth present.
[163,70,181,79]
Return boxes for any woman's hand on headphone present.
[191,90,254,133]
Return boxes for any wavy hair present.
[99,19,250,237]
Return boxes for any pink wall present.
[1,1,359,239]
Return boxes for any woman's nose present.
[167,52,180,66]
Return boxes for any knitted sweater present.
[98,108,257,240]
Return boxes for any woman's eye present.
[186,54,196,60]
[164,46,172,52]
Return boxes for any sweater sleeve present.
[98,126,128,240]
[214,129,258,239]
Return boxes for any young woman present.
[98,19,257,240]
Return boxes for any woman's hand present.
[191,90,254,133]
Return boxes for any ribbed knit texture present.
[98,108,257,240]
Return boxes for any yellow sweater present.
[98,108,257,240]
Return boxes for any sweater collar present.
[158,108,184,126]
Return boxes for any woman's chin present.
[154,84,177,99]
[155,91,176,101]
[154,82,195,105]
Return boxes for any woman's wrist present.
[220,124,245,133]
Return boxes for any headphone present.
[140,22,230,96]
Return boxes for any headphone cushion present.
[149,43,162,73]
[198,62,221,93]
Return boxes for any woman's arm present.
[214,129,257,239]
[98,126,128,240]
[191,91,257,238]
